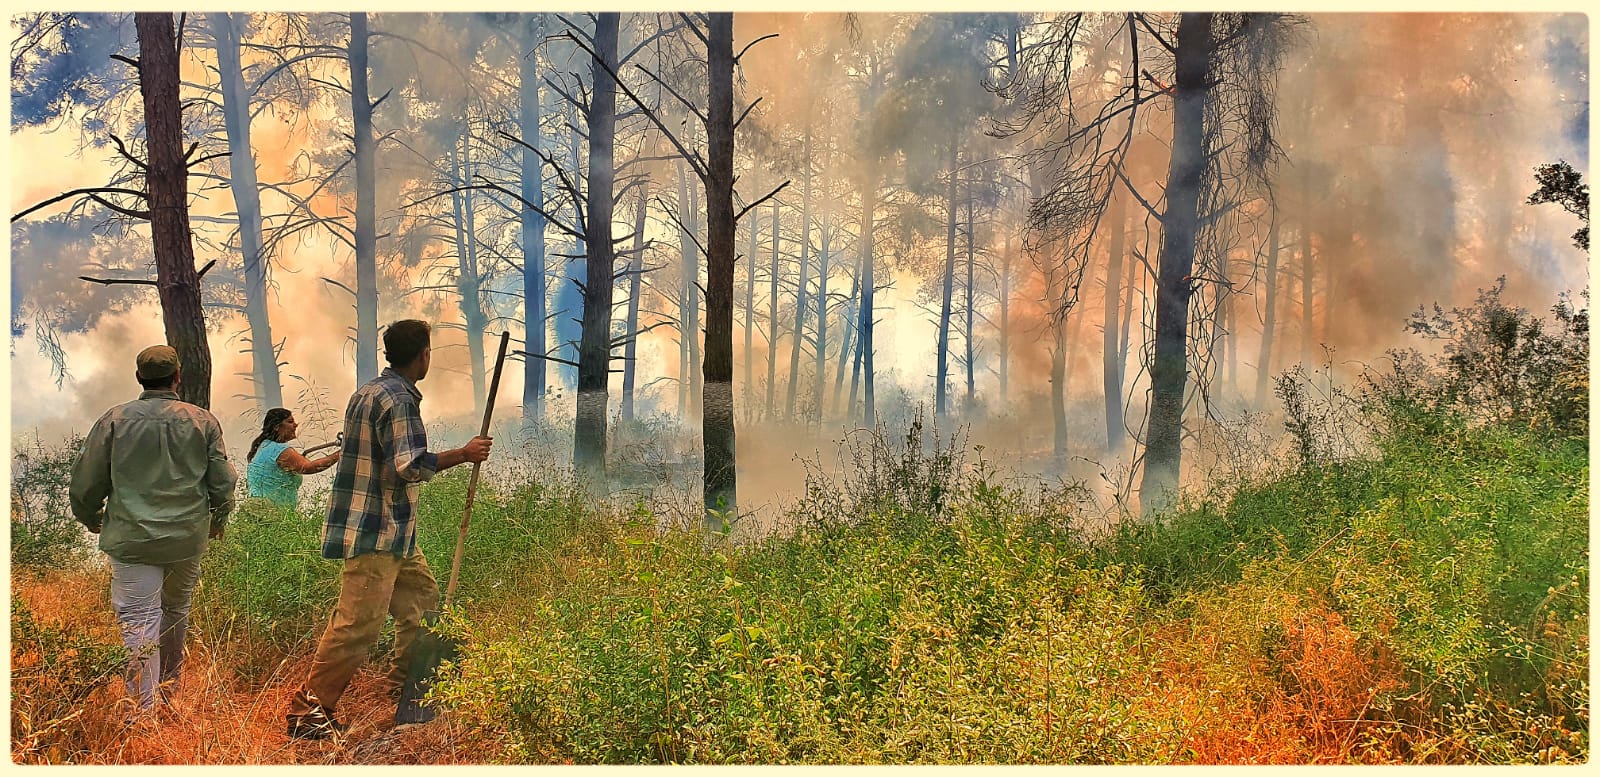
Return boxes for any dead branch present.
[12,187,150,222]
[735,181,791,222]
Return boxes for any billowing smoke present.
[9,12,1588,516]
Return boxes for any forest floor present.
[10,568,488,765]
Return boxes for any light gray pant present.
[108,555,203,710]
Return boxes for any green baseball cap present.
[136,345,180,381]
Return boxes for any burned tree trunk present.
[766,199,780,420]
[1139,11,1213,514]
[702,12,738,522]
[573,12,620,488]
[858,165,878,428]
[136,12,212,409]
[834,246,860,417]
[1255,208,1280,407]
[935,143,958,418]
[520,15,548,422]
[812,211,831,418]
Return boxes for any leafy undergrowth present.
[418,419,1585,764]
[10,420,1587,764]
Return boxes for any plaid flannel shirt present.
[321,368,440,559]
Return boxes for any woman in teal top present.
[246,408,340,508]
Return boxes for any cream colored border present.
[2,1,1593,774]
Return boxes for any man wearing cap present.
[69,344,238,717]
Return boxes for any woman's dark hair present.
[383,319,432,367]
[248,408,293,463]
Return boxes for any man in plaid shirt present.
[286,320,492,740]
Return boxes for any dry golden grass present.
[1158,605,1408,764]
[12,569,492,765]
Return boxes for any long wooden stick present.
[444,331,510,607]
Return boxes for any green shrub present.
[10,434,95,570]
[1154,422,1587,762]
[192,499,341,671]
[1373,278,1588,440]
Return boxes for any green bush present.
[1133,421,1587,762]
[192,499,342,671]
[428,437,1213,763]
[427,393,1585,764]
[10,434,95,570]
[1374,278,1588,440]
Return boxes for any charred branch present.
[13,187,151,222]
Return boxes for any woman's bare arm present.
[276,447,340,475]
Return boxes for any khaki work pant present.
[289,550,438,715]
[108,555,203,711]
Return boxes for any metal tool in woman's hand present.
[301,432,343,456]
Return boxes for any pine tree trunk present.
[935,143,957,418]
[573,12,619,489]
[1119,245,1137,389]
[450,134,487,422]
[834,244,859,418]
[210,13,280,412]
[743,204,757,418]
[621,182,648,422]
[136,12,212,409]
[1139,11,1213,515]
[520,15,547,422]
[963,165,976,407]
[677,159,696,417]
[1255,208,1279,407]
[766,198,780,420]
[702,12,738,523]
[786,131,811,421]
[813,213,831,419]
[857,171,876,428]
[1102,188,1126,452]
[350,12,378,383]
[848,302,864,417]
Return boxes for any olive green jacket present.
[69,390,238,565]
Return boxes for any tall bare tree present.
[348,12,380,382]
[206,13,282,411]
[571,12,621,486]
[138,12,214,408]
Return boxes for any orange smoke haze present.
[8,11,1589,511]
